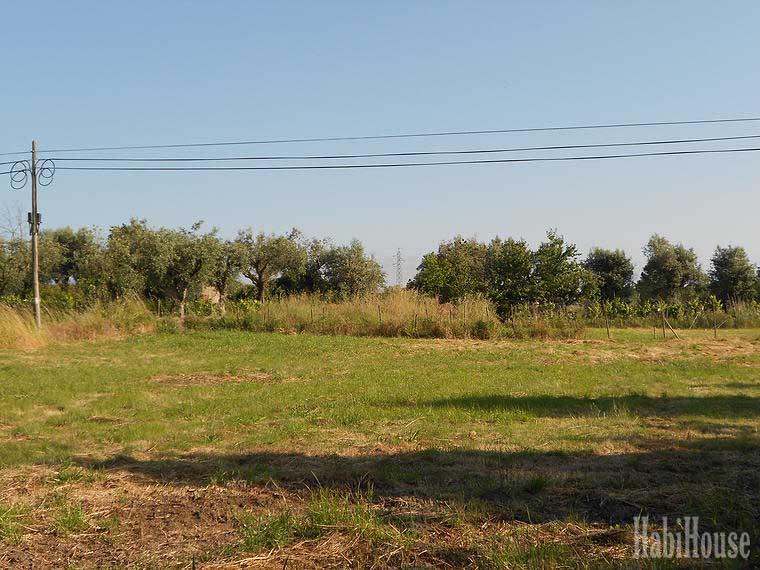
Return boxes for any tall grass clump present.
[0,296,156,349]
[45,296,156,342]
[0,305,45,349]
[184,289,586,340]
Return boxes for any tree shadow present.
[723,382,760,391]
[391,394,760,418]
[77,435,760,534]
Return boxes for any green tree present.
[638,235,706,301]
[321,239,385,297]
[408,237,487,303]
[484,237,534,315]
[236,229,305,301]
[103,219,217,316]
[0,233,66,298]
[273,237,331,296]
[532,230,593,306]
[104,219,162,299]
[583,247,634,301]
[0,235,32,297]
[709,245,758,304]
[208,238,244,314]
[159,223,218,318]
[42,227,106,296]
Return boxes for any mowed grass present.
[0,328,759,567]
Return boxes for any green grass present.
[0,328,759,565]
[236,488,408,554]
[0,328,756,465]
[0,503,28,543]
[236,510,300,551]
[52,502,89,535]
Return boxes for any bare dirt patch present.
[408,335,760,364]
[555,337,760,365]
[151,371,273,387]
[0,464,633,569]
[2,427,758,568]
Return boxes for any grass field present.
[0,328,759,568]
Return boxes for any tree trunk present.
[219,293,226,315]
[255,272,265,302]
[179,288,188,320]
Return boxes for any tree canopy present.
[709,245,758,304]
[638,235,706,301]
[583,247,634,302]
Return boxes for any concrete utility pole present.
[30,140,41,329]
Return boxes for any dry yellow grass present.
[0,305,44,349]
[0,298,156,350]
[190,289,585,339]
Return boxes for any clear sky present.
[2,1,759,282]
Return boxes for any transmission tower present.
[395,248,403,286]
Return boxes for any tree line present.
[1,218,758,317]
[408,231,760,316]
[0,219,384,314]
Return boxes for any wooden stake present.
[664,316,681,339]
[603,302,611,340]
[713,310,718,339]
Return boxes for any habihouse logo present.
[634,516,751,560]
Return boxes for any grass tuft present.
[0,503,28,543]
[53,502,90,535]
[236,510,299,551]
[236,488,404,553]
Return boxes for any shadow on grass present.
[77,435,760,539]
[723,382,760,390]
[392,394,760,418]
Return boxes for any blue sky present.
[2,2,759,282]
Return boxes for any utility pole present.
[7,141,53,329]
[30,140,41,329]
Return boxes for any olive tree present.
[321,239,385,297]
[158,223,218,318]
[207,238,244,314]
[236,229,305,301]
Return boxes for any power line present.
[42,133,760,163]
[31,115,760,154]
[51,146,760,172]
